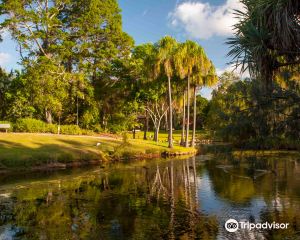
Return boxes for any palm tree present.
[227,0,300,88]
[191,61,218,147]
[180,90,186,146]
[155,36,178,148]
[175,41,204,147]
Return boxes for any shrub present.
[13,118,59,133]
[0,121,11,124]
[45,124,58,134]
[14,118,48,133]
[60,125,82,135]
[91,124,102,133]
[12,118,97,136]
[81,129,94,136]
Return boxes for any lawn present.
[0,132,197,170]
[133,129,210,141]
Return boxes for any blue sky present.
[119,0,232,70]
[0,0,244,98]
[119,0,244,98]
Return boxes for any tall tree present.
[191,62,218,147]
[180,90,186,146]
[227,0,300,88]
[155,36,178,148]
[132,43,157,139]
[0,0,133,125]
[175,41,205,147]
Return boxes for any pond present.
[0,152,299,239]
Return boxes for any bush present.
[13,118,59,133]
[60,125,82,135]
[81,129,94,136]
[91,124,102,133]
[14,118,48,133]
[12,118,96,136]
[46,124,59,134]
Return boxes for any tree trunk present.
[164,112,168,131]
[45,109,52,124]
[133,127,136,139]
[144,111,149,140]
[58,116,61,135]
[76,95,79,126]
[154,124,160,143]
[185,76,190,147]
[191,86,197,147]
[167,76,173,148]
[180,90,186,146]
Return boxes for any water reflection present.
[0,153,299,240]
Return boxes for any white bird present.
[96,143,101,147]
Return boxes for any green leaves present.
[155,36,178,79]
[227,0,300,85]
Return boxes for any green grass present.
[0,132,197,170]
[134,129,211,141]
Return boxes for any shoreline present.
[0,133,198,173]
[0,150,198,174]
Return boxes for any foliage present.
[227,0,300,86]
[0,0,133,126]
[14,118,57,133]
[13,118,95,135]
[207,72,300,149]
[222,0,300,149]
[60,125,82,135]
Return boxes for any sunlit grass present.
[0,132,197,169]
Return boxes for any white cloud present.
[170,0,243,39]
[216,64,250,78]
[0,28,10,40]
[0,53,11,65]
[200,87,213,100]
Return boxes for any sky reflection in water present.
[0,153,299,240]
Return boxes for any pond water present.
[0,152,299,240]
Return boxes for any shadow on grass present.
[0,138,104,169]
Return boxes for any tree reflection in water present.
[0,158,218,240]
[0,153,299,240]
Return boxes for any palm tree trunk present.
[191,85,197,147]
[180,90,186,146]
[185,76,190,147]
[167,76,173,148]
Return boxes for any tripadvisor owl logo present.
[224,218,289,232]
[225,219,239,232]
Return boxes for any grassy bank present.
[133,129,211,142]
[0,133,197,171]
